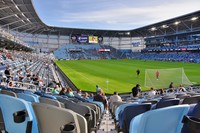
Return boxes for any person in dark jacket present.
[132,84,141,97]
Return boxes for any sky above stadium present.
[33,0,200,30]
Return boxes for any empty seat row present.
[111,94,200,133]
[0,93,87,133]
[0,89,104,133]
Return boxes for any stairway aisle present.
[97,111,117,133]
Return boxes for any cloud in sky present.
[33,0,200,30]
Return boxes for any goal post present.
[144,68,193,89]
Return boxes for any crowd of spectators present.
[129,52,200,63]
[0,49,58,92]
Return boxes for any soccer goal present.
[144,68,193,89]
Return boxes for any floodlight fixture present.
[161,25,168,28]
[191,17,198,21]
[126,32,130,35]
[150,27,157,31]
[174,21,181,25]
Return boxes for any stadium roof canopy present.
[0,0,200,37]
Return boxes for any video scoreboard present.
[71,35,103,44]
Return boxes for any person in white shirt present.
[179,85,186,92]
[148,87,156,97]
[109,92,122,110]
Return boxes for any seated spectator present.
[59,87,67,95]
[132,84,141,97]
[83,92,89,99]
[52,86,60,95]
[159,88,165,96]
[109,91,122,110]
[13,73,19,81]
[26,70,32,77]
[179,85,186,92]
[8,81,16,88]
[74,89,82,98]
[41,84,47,92]
[148,87,156,97]
[17,69,24,81]
[87,93,94,102]
[4,67,12,83]
[94,89,108,113]
[66,87,74,97]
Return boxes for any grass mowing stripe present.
[55,60,200,94]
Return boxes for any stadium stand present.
[54,44,114,60]
[0,0,200,132]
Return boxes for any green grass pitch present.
[55,60,200,94]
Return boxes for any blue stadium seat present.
[17,93,39,133]
[182,95,200,104]
[26,93,40,100]
[155,99,180,109]
[0,89,17,97]
[34,91,43,96]
[181,102,200,133]
[17,93,39,102]
[0,94,36,133]
[115,102,138,121]
[129,105,190,133]
[42,93,57,100]
[121,103,152,133]
[26,102,39,133]
[34,91,57,100]
[0,108,5,131]
[92,101,104,113]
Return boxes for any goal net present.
[145,68,193,89]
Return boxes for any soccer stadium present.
[0,0,200,133]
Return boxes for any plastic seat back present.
[32,103,81,133]
[58,97,93,130]
[115,102,138,121]
[129,105,189,133]
[39,97,62,107]
[42,94,57,100]
[176,94,190,99]
[122,103,151,133]
[0,108,5,130]
[156,99,180,109]
[79,102,98,127]
[181,102,200,133]
[1,90,17,97]
[182,95,200,104]
[92,101,104,113]
[18,93,39,102]
[0,94,33,133]
[112,101,125,114]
